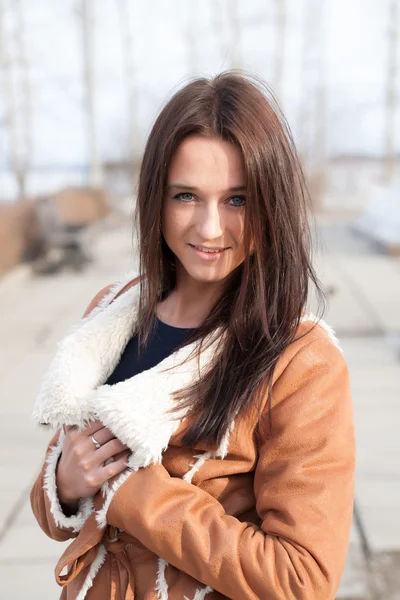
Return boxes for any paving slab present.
[337,541,369,599]
[0,563,62,600]
[311,254,379,336]
[0,519,69,562]
[341,336,400,366]
[336,255,400,332]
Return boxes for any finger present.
[87,426,118,448]
[107,453,131,487]
[64,424,77,434]
[94,439,129,465]
[113,448,131,462]
[100,452,131,481]
[82,419,107,436]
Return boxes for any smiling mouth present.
[188,244,229,253]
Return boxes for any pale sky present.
[0,0,399,177]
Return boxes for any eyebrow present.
[167,184,247,193]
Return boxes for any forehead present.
[168,136,246,189]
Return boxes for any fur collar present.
[32,272,227,469]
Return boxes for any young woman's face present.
[162,135,248,286]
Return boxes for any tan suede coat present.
[30,273,355,600]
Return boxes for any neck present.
[158,269,226,329]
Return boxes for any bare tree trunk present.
[297,0,327,212]
[0,0,32,200]
[228,0,241,69]
[14,0,32,199]
[213,0,229,69]
[82,0,104,187]
[185,0,197,73]
[313,0,327,212]
[274,0,287,101]
[297,0,313,170]
[116,0,141,185]
[0,0,17,189]
[384,0,399,182]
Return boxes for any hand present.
[56,419,131,508]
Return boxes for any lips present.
[188,244,229,260]
[189,244,228,253]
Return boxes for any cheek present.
[229,214,245,244]
[229,216,250,260]
[163,202,192,238]
[162,202,174,239]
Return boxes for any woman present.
[30,72,355,600]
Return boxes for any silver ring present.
[91,435,101,450]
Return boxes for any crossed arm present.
[104,338,355,600]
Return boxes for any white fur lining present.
[91,345,201,469]
[95,468,133,529]
[32,273,143,429]
[43,429,94,532]
[183,418,234,484]
[155,557,169,600]
[75,543,108,600]
[186,586,214,600]
[183,450,215,484]
[32,270,223,444]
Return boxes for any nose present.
[195,202,224,241]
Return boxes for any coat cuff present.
[95,468,134,529]
[43,429,94,533]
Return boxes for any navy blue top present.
[105,317,196,385]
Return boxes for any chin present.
[187,271,224,284]
[181,264,232,284]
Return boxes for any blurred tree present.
[228,0,241,69]
[82,0,104,187]
[116,0,141,186]
[213,0,228,69]
[273,0,286,101]
[384,0,399,182]
[180,0,198,74]
[0,0,32,200]
[297,0,327,211]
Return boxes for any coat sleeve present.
[29,284,114,541]
[106,336,356,600]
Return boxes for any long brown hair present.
[133,71,325,448]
